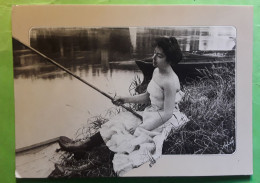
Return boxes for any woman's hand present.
[112,96,125,106]
[129,127,135,135]
[142,111,154,124]
[139,112,155,130]
[139,111,166,131]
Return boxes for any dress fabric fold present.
[99,79,189,176]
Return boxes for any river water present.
[14,61,143,149]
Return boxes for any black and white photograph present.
[12,5,253,178]
[14,26,236,177]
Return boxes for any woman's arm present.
[114,91,150,105]
[139,81,176,131]
[124,91,150,104]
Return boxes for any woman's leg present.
[59,132,105,152]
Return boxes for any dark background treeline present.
[13,27,235,68]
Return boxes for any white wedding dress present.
[99,79,189,176]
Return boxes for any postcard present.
[12,5,253,178]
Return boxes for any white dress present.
[99,79,189,176]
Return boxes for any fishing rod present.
[13,37,143,120]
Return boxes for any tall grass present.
[74,107,121,140]
[50,62,236,177]
[128,74,150,111]
[163,62,235,154]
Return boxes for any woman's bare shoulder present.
[162,72,180,91]
[172,72,180,91]
[152,68,159,76]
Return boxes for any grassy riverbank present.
[164,62,235,154]
[50,62,235,177]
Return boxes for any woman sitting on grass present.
[58,36,189,176]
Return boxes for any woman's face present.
[152,46,168,68]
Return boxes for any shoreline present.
[16,142,60,178]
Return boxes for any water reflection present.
[13,51,140,80]
[28,27,235,64]
[14,27,236,80]
[14,58,143,148]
